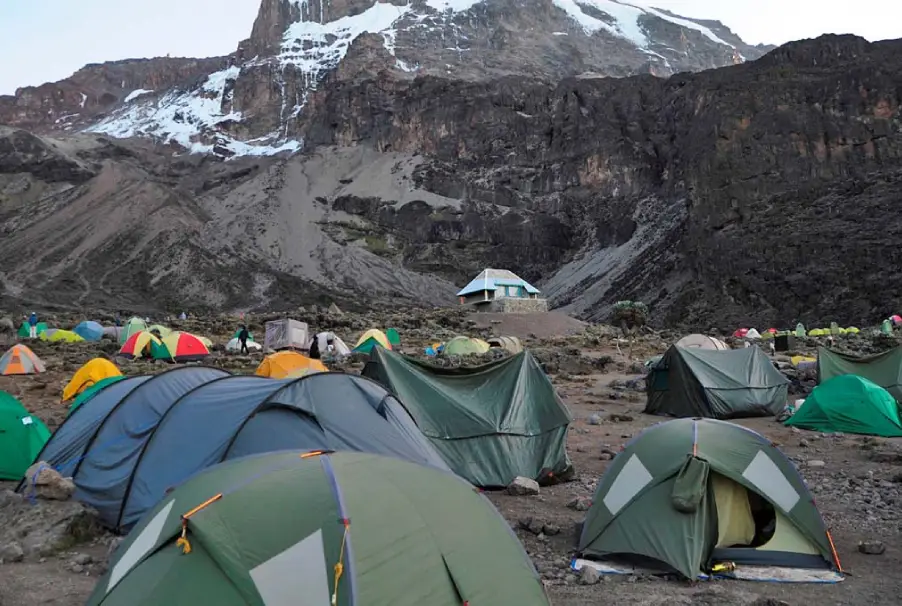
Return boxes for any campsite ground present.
[0,309,900,606]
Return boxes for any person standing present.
[238,325,250,355]
[28,312,38,339]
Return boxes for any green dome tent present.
[88,451,550,606]
[785,375,902,437]
[577,418,839,580]
[442,336,490,356]
[17,321,48,338]
[0,391,50,480]
[120,317,148,344]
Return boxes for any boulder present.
[23,462,76,501]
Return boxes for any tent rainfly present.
[786,375,902,437]
[87,451,550,606]
[0,391,50,480]
[645,346,789,419]
[363,347,573,486]
[817,346,902,402]
[22,367,448,532]
[577,418,840,579]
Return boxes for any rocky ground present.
[0,308,900,605]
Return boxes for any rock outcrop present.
[0,0,770,156]
[0,57,228,133]
[0,0,899,330]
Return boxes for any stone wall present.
[488,298,549,313]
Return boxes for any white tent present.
[675,334,730,351]
[226,338,262,353]
[746,328,762,340]
[309,332,351,356]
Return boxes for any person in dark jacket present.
[309,336,321,360]
[238,325,250,355]
[28,312,38,338]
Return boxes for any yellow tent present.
[62,358,122,401]
[255,351,328,379]
[791,356,817,367]
[353,329,392,353]
[146,324,173,337]
[41,330,85,343]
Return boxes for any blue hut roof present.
[456,269,540,297]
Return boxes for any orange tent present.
[255,351,327,379]
[0,344,46,375]
[62,358,121,401]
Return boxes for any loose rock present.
[579,565,600,585]
[858,540,886,555]
[72,552,93,565]
[567,496,592,511]
[507,476,540,496]
[0,541,25,563]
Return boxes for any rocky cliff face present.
[291,35,902,327]
[0,0,898,329]
[1,0,769,156]
[0,58,228,134]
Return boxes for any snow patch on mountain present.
[86,66,297,158]
[279,2,410,85]
[425,0,483,12]
[553,0,736,50]
[635,4,733,47]
[124,89,154,103]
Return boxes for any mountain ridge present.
[0,0,772,154]
[1,0,899,329]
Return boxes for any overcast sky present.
[1,0,899,95]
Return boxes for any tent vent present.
[249,528,331,606]
[603,454,652,515]
[741,450,800,513]
[107,500,175,592]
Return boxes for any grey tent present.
[362,347,573,487]
[578,418,839,579]
[20,367,448,532]
[263,319,309,352]
[645,346,789,419]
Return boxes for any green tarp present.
[0,391,50,480]
[579,418,837,578]
[817,346,902,402]
[88,451,550,606]
[786,375,902,437]
[645,346,789,419]
[362,348,572,487]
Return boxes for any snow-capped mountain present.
[1,0,771,157]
